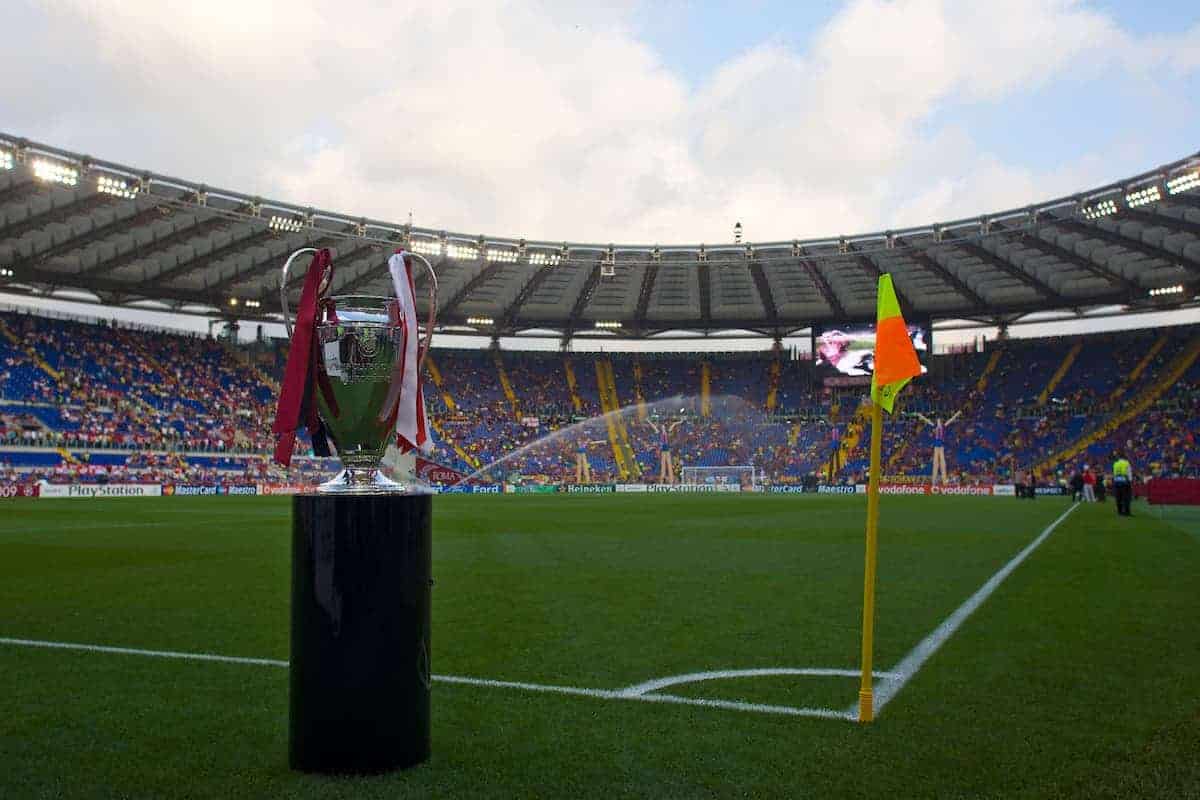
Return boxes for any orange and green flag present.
[871,274,922,413]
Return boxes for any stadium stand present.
[1,135,1198,490]
[1,307,1197,488]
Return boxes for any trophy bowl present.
[279,248,438,494]
[314,295,408,493]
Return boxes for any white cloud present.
[4,0,1198,245]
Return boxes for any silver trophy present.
[281,247,438,493]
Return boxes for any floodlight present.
[410,238,441,257]
[32,158,79,187]
[1124,186,1161,208]
[447,242,478,260]
[529,251,560,266]
[485,248,518,263]
[1166,171,1200,195]
[1148,284,1184,297]
[1081,199,1118,221]
[269,215,304,233]
[97,175,138,199]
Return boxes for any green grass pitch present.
[1,494,1198,798]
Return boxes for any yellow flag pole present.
[858,394,884,723]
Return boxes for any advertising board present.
[561,484,616,494]
[0,483,40,498]
[40,483,163,499]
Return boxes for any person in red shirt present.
[1082,465,1096,503]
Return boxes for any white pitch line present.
[620,667,898,697]
[0,636,289,668]
[638,693,855,720]
[436,674,851,718]
[6,522,174,535]
[434,673,621,700]
[0,636,855,720]
[871,503,1080,715]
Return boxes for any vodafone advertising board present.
[852,484,997,496]
[930,484,993,496]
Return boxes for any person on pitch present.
[827,419,842,483]
[1069,466,1084,503]
[575,439,592,484]
[649,419,682,483]
[914,410,961,484]
[1112,451,1133,517]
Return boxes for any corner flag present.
[858,274,922,723]
[870,274,922,413]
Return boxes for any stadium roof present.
[1,132,1198,340]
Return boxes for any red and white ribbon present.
[387,251,429,452]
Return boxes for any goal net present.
[679,465,759,487]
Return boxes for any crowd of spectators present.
[1,309,1197,486]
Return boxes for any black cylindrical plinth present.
[290,493,432,773]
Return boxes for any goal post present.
[679,465,759,487]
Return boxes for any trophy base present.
[290,492,433,773]
[317,468,435,495]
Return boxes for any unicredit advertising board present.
[0,483,40,498]
[646,483,741,493]
[416,456,465,485]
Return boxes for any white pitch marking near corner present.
[635,693,855,720]
[869,503,1080,716]
[0,636,855,720]
[619,667,898,698]
[434,674,851,718]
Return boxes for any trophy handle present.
[404,251,438,372]
[280,246,436,362]
[280,247,319,339]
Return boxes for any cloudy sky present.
[4,0,1199,247]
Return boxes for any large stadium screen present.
[813,323,930,387]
